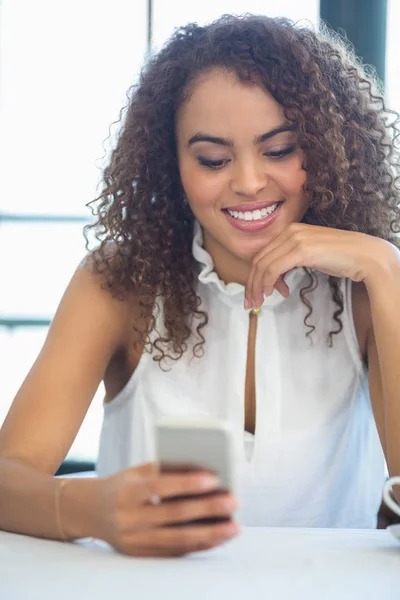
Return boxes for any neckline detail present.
[192,221,308,310]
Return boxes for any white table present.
[1,527,399,600]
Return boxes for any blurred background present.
[0,0,397,471]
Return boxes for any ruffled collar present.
[192,221,307,310]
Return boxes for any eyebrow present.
[187,124,295,148]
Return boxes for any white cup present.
[383,476,400,517]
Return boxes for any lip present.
[224,201,283,232]
[223,199,281,212]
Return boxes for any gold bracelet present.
[55,479,69,542]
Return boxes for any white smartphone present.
[155,417,237,493]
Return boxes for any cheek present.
[279,159,307,199]
[180,164,225,209]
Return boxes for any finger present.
[128,520,240,555]
[274,275,290,298]
[144,492,238,527]
[250,239,297,306]
[246,238,293,308]
[246,223,309,307]
[245,231,289,309]
[259,251,301,303]
[251,231,289,265]
[135,472,221,504]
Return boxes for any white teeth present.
[227,203,279,221]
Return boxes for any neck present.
[203,229,250,286]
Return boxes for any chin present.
[229,230,278,261]
[227,239,268,264]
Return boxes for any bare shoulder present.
[351,280,372,362]
[57,253,134,346]
[0,253,140,473]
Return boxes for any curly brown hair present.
[85,14,400,362]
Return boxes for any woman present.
[0,14,399,557]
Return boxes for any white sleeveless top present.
[97,224,385,528]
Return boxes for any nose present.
[230,158,268,197]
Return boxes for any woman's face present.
[176,69,308,281]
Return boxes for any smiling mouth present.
[223,202,282,222]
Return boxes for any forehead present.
[176,69,285,137]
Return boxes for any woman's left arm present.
[245,223,400,498]
[364,249,400,490]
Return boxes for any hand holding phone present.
[97,462,239,557]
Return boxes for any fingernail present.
[252,298,257,307]
[264,288,273,297]
[226,523,241,537]
[200,474,221,490]
[244,298,250,309]
[226,497,239,512]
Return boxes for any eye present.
[197,157,230,170]
[266,144,297,159]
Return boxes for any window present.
[0,0,148,461]
[152,0,319,49]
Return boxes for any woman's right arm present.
[0,262,239,555]
[0,260,131,538]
